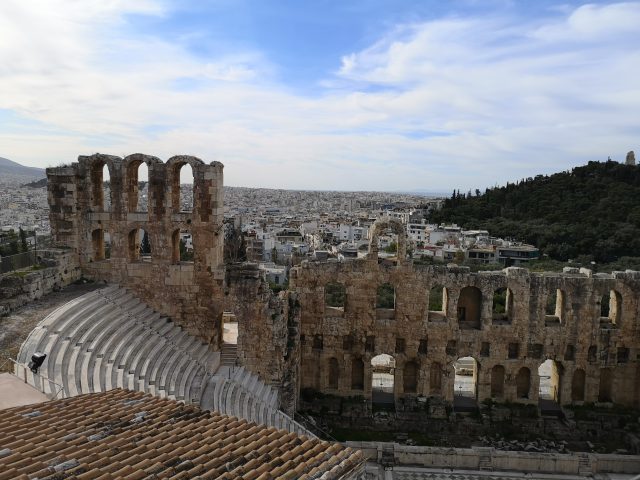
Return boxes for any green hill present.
[430,161,640,263]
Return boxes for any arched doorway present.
[539,359,562,415]
[371,354,395,409]
[453,356,477,411]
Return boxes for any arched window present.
[571,369,586,402]
[491,365,505,398]
[376,283,395,310]
[457,286,482,329]
[600,290,622,325]
[371,354,395,407]
[91,228,105,261]
[328,358,339,390]
[428,285,447,322]
[492,288,513,324]
[403,361,418,394]
[325,282,346,309]
[172,229,194,264]
[172,162,194,213]
[91,162,110,211]
[351,358,364,390]
[128,228,151,262]
[516,367,531,399]
[453,357,478,400]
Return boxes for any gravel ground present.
[0,281,103,373]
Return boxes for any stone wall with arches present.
[290,258,640,407]
[47,153,226,347]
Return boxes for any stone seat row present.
[16,285,219,406]
[200,365,312,437]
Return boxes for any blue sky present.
[0,1,638,191]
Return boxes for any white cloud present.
[0,1,639,191]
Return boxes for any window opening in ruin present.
[343,335,354,350]
[453,357,478,409]
[429,362,442,394]
[395,338,405,354]
[516,367,531,399]
[91,229,106,262]
[403,360,418,394]
[365,335,375,352]
[174,163,194,213]
[376,283,395,310]
[617,347,629,364]
[571,369,586,402]
[351,357,364,390]
[480,342,490,357]
[600,290,622,326]
[491,365,505,398]
[328,357,339,390]
[538,359,560,403]
[102,164,111,211]
[222,311,238,346]
[172,229,194,263]
[312,335,323,351]
[136,162,149,213]
[588,345,597,363]
[418,339,428,355]
[508,342,519,359]
[428,285,447,322]
[492,287,512,324]
[545,289,565,323]
[128,228,151,262]
[371,354,395,408]
[598,368,613,402]
[325,282,346,310]
[457,286,482,330]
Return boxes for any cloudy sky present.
[0,1,638,192]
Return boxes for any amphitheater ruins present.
[7,152,640,477]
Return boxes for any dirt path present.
[0,281,104,373]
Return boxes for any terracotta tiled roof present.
[0,389,364,479]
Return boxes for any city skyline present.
[1,0,638,191]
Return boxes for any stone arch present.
[428,284,448,322]
[367,218,407,262]
[371,354,395,406]
[453,356,478,400]
[328,357,339,390]
[403,360,418,394]
[89,156,116,211]
[124,154,161,213]
[429,362,443,394]
[538,359,560,402]
[571,369,586,402]
[167,155,203,214]
[457,286,482,329]
[492,287,513,324]
[128,228,151,262]
[325,282,346,309]
[516,367,531,399]
[491,364,505,398]
[598,368,613,402]
[351,357,364,390]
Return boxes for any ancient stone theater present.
[43,153,640,417]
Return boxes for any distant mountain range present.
[0,156,45,178]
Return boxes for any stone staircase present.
[16,285,218,405]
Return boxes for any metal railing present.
[0,357,65,400]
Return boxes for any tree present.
[19,228,28,253]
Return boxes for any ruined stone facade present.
[48,157,640,411]
[292,256,640,407]
[47,154,226,347]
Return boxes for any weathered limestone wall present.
[225,263,301,414]
[0,251,80,316]
[352,442,640,475]
[47,154,225,347]
[291,258,640,407]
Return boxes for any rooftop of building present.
[0,388,364,480]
